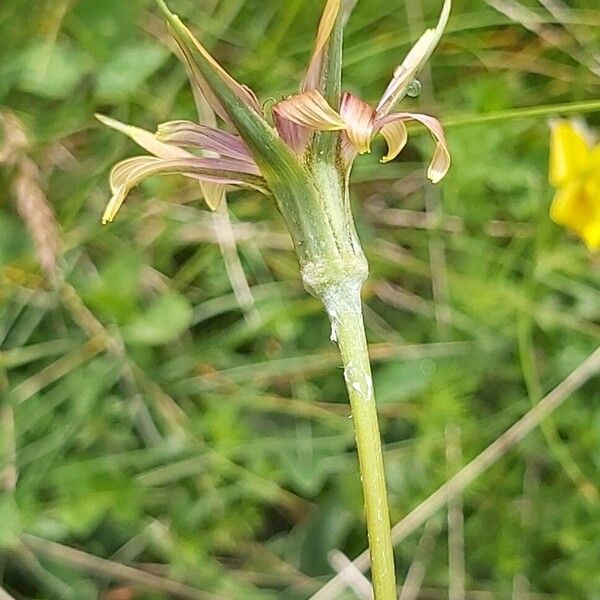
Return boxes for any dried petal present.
[103,155,268,224]
[110,157,156,194]
[376,112,450,182]
[272,90,346,131]
[272,111,311,154]
[156,120,255,163]
[303,0,341,92]
[97,116,253,213]
[339,92,375,154]
[376,0,451,116]
[96,114,191,160]
[379,120,408,163]
[200,181,226,210]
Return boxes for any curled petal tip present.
[95,113,130,135]
[378,119,408,163]
[428,170,446,184]
[101,188,124,224]
[427,145,451,183]
[95,113,110,125]
[376,112,450,181]
[97,114,191,161]
[376,0,451,116]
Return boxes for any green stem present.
[321,280,397,600]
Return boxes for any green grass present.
[1,0,599,598]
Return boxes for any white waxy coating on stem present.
[329,307,339,342]
[344,366,374,402]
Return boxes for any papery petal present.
[376,112,450,183]
[103,155,268,224]
[272,111,311,154]
[549,120,592,187]
[96,114,191,160]
[97,116,239,213]
[302,0,341,92]
[200,181,226,210]
[340,134,359,165]
[182,70,228,212]
[272,90,346,131]
[376,0,451,116]
[427,139,452,183]
[302,0,358,93]
[156,120,255,163]
[379,120,408,163]
[109,157,159,193]
[339,92,375,154]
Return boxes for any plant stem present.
[321,280,397,600]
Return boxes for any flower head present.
[98,0,451,224]
[549,120,600,250]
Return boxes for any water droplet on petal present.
[407,79,422,98]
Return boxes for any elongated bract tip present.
[154,0,171,16]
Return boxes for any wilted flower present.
[99,0,451,227]
[98,3,452,597]
[549,120,600,251]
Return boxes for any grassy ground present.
[1,0,599,598]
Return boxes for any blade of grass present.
[444,98,600,128]
[22,535,223,600]
[9,337,107,404]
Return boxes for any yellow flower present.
[549,120,600,250]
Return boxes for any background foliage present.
[1,1,599,599]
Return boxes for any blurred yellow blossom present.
[549,120,600,250]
